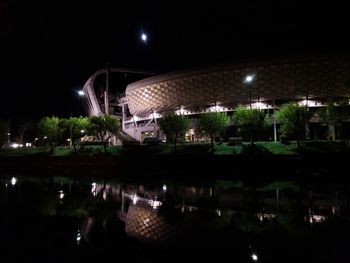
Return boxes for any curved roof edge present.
[126,54,350,92]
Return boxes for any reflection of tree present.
[276,202,309,236]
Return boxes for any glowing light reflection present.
[11,177,17,186]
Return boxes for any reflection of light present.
[162,185,167,192]
[11,177,17,186]
[132,194,138,205]
[149,199,162,210]
[216,209,221,216]
[257,213,277,221]
[141,33,147,42]
[11,143,22,149]
[245,75,254,83]
[251,253,258,261]
[308,214,326,224]
[59,190,64,199]
[332,205,339,215]
[76,230,81,245]
[91,182,96,196]
[142,218,150,228]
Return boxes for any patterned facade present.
[125,205,177,241]
[125,58,350,116]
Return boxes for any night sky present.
[1,0,350,120]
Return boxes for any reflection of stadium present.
[83,57,350,142]
[80,181,344,244]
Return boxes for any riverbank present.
[0,153,349,183]
[1,141,349,157]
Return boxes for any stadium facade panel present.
[125,58,350,116]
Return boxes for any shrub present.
[122,140,141,148]
[280,135,289,145]
[228,137,242,146]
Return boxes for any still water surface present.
[0,174,349,262]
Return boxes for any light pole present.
[244,75,255,109]
[105,62,110,115]
[273,99,277,142]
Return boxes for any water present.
[0,175,350,262]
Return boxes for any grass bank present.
[0,141,348,157]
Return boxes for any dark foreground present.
[0,167,350,262]
[0,153,349,180]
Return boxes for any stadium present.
[82,56,350,143]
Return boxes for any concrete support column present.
[305,123,310,140]
[328,121,336,141]
[122,103,125,131]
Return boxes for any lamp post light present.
[140,32,148,44]
[77,90,85,115]
[77,90,85,96]
[244,75,255,109]
[6,132,10,143]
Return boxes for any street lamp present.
[77,90,85,115]
[140,32,148,43]
[77,90,85,96]
[244,75,255,109]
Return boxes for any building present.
[82,56,350,142]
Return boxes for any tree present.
[37,116,62,154]
[159,113,189,152]
[233,106,268,147]
[198,112,229,152]
[16,119,34,144]
[276,103,311,149]
[60,117,91,153]
[319,100,350,143]
[0,120,9,147]
[90,115,120,154]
